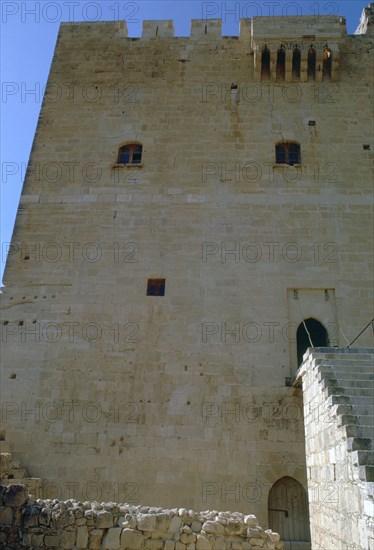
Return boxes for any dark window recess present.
[118,143,143,164]
[147,278,165,296]
[307,48,316,80]
[292,48,301,79]
[261,47,270,80]
[276,143,301,165]
[276,47,286,81]
[363,144,370,150]
[322,48,332,80]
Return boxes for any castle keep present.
[1,4,373,549]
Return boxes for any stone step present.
[312,347,374,355]
[335,403,374,416]
[324,386,374,398]
[314,355,374,363]
[351,450,374,466]
[338,415,374,428]
[321,377,374,389]
[347,437,373,452]
[344,424,373,439]
[358,465,374,482]
[316,360,374,368]
[318,369,374,379]
[327,395,374,408]
[348,395,374,406]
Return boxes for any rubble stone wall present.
[0,484,282,549]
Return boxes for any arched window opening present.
[275,143,301,166]
[261,46,270,80]
[297,318,329,366]
[268,477,311,544]
[292,47,301,80]
[307,47,316,81]
[322,47,332,80]
[117,143,143,165]
[276,47,286,81]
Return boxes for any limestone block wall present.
[0,484,283,550]
[0,10,373,527]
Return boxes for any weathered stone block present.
[102,526,122,549]
[155,512,171,531]
[169,516,182,533]
[191,521,202,532]
[0,506,13,525]
[120,528,144,549]
[138,513,157,531]
[76,524,89,548]
[202,521,225,535]
[249,537,265,547]
[95,510,113,528]
[2,484,28,507]
[212,538,226,549]
[44,534,61,547]
[89,528,104,549]
[196,535,212,550]
[144,539,163,549]
[61,527,77,549]
[23,505,40,528]
[244,515,258,527]
[180,532,196,544]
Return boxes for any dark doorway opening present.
[297,318,329,366]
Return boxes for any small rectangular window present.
[147,278,165,296]
[276,143,301,166]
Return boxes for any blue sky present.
[0,1,370,285]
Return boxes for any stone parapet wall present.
[0,484,282,550]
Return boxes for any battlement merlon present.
[58,10,374,41]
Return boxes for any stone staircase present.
[314,348,374,486]
[294,347,374,550]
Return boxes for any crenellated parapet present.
[88,15,354,83]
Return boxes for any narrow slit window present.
[276,143,301,166]
[261,47,270,80]
[118,143,143,165]
[231,83,238,104]
[276,47,286,81]
[307,47,316,81]
[292,47,301,80]
[147,278,165,296]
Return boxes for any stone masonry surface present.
[0,3,373,547]
[295,347,374,550]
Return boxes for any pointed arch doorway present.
[297,318,329,366]
[268,477,311,549]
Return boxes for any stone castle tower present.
[1,4,373,549]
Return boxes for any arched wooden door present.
[268,477,311,545]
